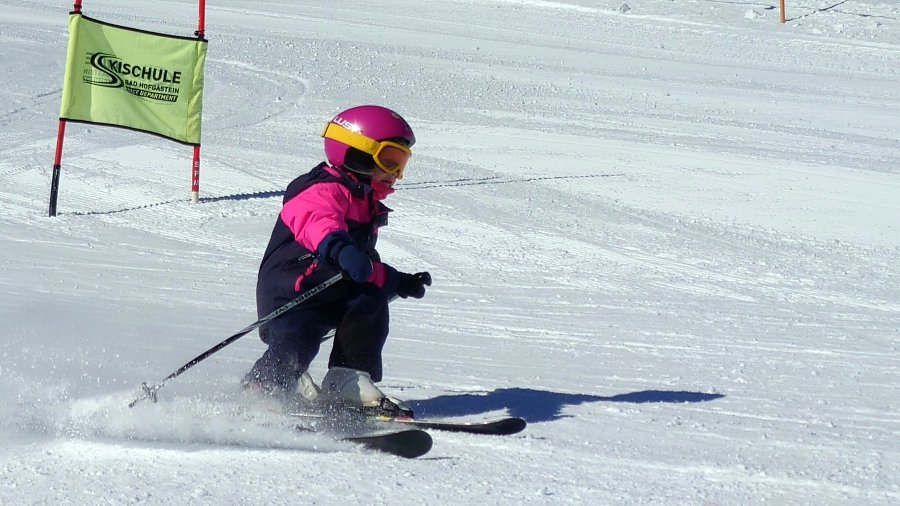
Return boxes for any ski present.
[375,416,527,436]
[343,429,433,458]
[289,408,527,436]
[288,409,433,458]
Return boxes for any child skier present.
[244,105,431,417]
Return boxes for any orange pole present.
[780,0,786,23]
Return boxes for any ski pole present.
[127,272,344,408]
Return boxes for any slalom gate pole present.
[48,3,81,217]
[128,272,344,408]
[190,0,205,204]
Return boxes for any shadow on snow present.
[59,174,624,215]
[409,387,725,423]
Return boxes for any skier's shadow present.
[409,388,724,423]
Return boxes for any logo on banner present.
[82,52,183,103]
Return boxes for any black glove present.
[318,231,372,283]
[396,271,432,299]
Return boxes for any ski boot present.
[319,367,414,419]
[242,370,321,410]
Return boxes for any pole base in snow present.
[141,382,158,403]
[128,382,159,408]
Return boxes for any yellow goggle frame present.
[322,122,412,179]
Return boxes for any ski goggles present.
[322,122,412,179]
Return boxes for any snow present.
[2,0,900,503]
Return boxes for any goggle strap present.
[322,123,382,156]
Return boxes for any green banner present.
[60,14,207,145]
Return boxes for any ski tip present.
[503,417,528,434]
[347,429,433,458]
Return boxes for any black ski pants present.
[249,282,390,392]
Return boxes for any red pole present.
[191,0,206,203]
[50,1,80,216]
[191,146,200,203]
[197,0,206,37]
[53,120,67,167]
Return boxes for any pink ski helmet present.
[322,105,416,177]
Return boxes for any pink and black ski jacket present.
[256,163,392,317]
